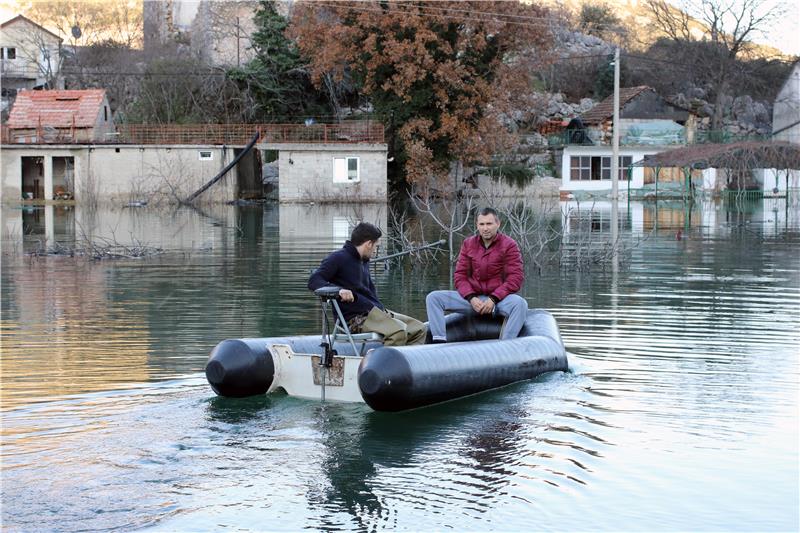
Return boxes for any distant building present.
[5,89,115,143]
[772,61,800,144]
[0,15,64,96]
[144,0,267,67]
[1,121,387,204]
[559,86,699,198]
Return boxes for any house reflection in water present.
[558,197,791,237]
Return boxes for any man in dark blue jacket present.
[308,222,426,346]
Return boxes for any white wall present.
[561,145,654,194]
[773,63,800,143]
[2,142,389,204]
[0,17,62,88]
[1,145,235,204]
[277,143,388,203]
[754,168,800,194]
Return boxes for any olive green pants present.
[362,307,427,346]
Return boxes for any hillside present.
[548,0,793,60]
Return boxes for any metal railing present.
[1,121,385,145]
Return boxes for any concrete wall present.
[2,142,389,204]
[277,143,388,203]
[754,168,800,194]
[1,145,236,204]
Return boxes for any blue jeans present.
[425,290,528,341]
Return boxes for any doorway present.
[52,156,75,200]
[21,156,44,199]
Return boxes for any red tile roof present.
[6,89,108,129]
[580,86,654,125]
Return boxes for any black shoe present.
[430,339,447,344]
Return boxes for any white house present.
[0,15,63,94]
[560,86,697,199]
[772,61,800,144]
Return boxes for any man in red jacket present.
[426,207,528,342]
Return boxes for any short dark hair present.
[350,222,382,246]
[476,207,499,221]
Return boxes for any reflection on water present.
[1,199,798,531]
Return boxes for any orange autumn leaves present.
[289,1,553,188]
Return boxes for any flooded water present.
[1,199,798,532]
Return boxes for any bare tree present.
[643,0,783,130]
[19,0,143,48]
[14,28,63,89]
[408,184,474,286]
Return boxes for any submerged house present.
[3,89,115,200]
[1,110,388,204]
[559,86,697,199]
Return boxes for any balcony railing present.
[1,121,386,145]
[0,59,39,78]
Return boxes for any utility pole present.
[611,47,620,200]
[611,47,620,276]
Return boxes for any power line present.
[312,0,628,34]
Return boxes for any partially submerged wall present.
[1,145,236,205]
[277,143,388,203]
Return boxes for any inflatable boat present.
[205,287,568,412]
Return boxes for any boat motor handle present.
[314,285,343,301]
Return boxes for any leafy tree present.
[288,0,554,190]
[228,0,327,121]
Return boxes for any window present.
[570,155,632,181]
[570,156,591,181]
[198,150,213,161]
[3,47,15,59]
[104,106,108,121]
[333,156,359,183]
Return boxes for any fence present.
[1,121,385,145]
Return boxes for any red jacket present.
[454,232,524,302]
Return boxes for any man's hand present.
[339,289,354,302]
[470,296,495,315]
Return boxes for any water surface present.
[1,200,798,531]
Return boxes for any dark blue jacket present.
[308,241,384,320]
